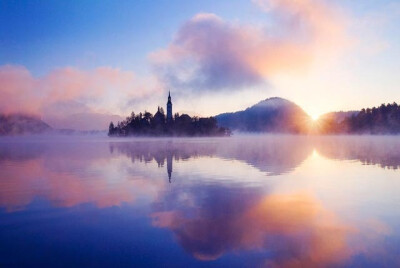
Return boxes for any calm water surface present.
[0,135,399,267]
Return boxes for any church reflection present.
[150,143,174,182]
[167,150,173,183]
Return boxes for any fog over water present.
[0,135,399,267]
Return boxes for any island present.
[108,92,230,137]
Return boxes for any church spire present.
[167,91,173,122]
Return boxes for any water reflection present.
[167,149,173,183]
[0,141,163,211]
[109,136,315,177]
[0,136,399,267]
[1,136,400,210]
[152,192,353,266]
[313,135,400,169]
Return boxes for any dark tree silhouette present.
[343,102,400,134]
[318,102,400,134]
[108,108,230,137]
[108,122,115,136]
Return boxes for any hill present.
[216,97,311,133]
[0,114,51,135]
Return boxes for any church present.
[153,91,173,124]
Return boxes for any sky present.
[0,0,399,130]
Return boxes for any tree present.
[108,122,115,136]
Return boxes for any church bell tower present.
[167,91,173,122]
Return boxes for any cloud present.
[0,65,160,130]
[151,0,347,93]
[0,65,40,115]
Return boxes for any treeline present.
[319,103,400,134]
[108,108,230,137]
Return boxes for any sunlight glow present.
[311,114,320,121]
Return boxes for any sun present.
[311,114,320,121]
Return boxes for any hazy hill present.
[0,114,51,135]
[216,97,311,133]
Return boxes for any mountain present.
[0,114,51,135]
[216,97,311,133]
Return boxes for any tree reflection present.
[109,136,314,177]
[314,136,400,169]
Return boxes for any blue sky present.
[1,0,261,75]
[0,0,399,130]
[3,0,392,75]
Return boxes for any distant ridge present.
[0,114,51,135]
[216,97,310,133]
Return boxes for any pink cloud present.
[0,65,41,115]
[0,65,160,130]
[150,0,348,92]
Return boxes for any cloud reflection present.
[0,141,164,211]
[152,191,353,266]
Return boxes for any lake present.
[0,135,399,267]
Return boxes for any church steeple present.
[167,91,173,122]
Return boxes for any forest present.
[318,102,400,134]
